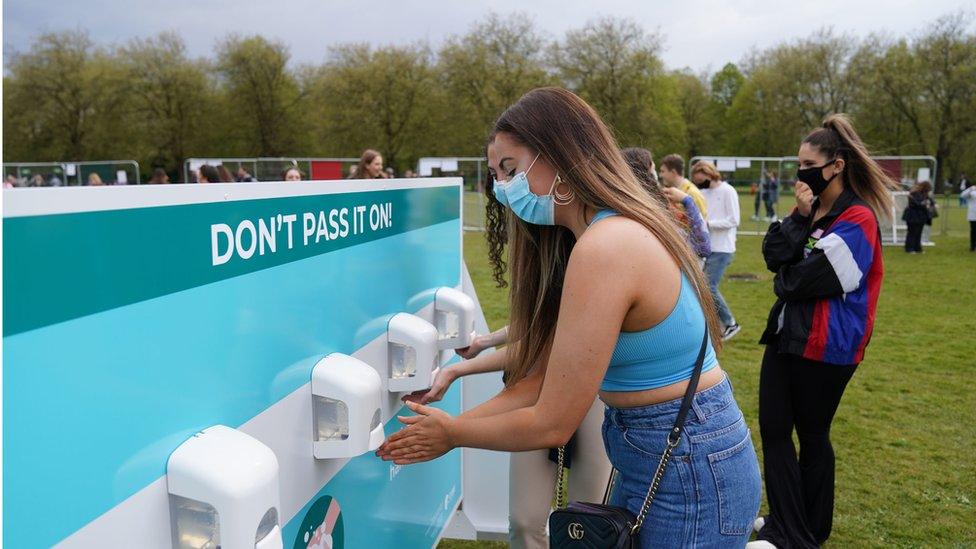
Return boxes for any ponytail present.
[802,114,899,221]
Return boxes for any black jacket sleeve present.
[772,249,845,301]
[762,210,811,273]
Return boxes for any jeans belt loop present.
[692,396,708,423]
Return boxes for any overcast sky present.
[3,0,973,72]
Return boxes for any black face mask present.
[696,179,711,189]
[796,160,839,196]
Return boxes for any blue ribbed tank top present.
[588,209,718,391]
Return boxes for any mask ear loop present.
[499,153,541,188]
[550,174,575,206]
[823,158,840,183]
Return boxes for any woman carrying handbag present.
[902,181,933,253]
[377,87,761,547]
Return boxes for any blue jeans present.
[603,377,761,548]
[704,252,735,328]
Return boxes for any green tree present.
[118,32,216,175]
[215,35,307,156]
[309,43,440,170]
[551,17,686,154]
[913,13,976,185]
[437,12,552,153]
[723,66,800,157]
[722,29,864,157]
[3,30,128,162]
[673,70,724,158]
[854,13,976,185]
[753,28,860,130]
[847,37,924,156]
[711,62,744,107]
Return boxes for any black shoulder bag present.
[548,329,709,548]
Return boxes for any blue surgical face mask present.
[492,154,559,225]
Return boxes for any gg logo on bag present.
[568,522,584,540]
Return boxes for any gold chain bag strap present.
[548,329,709,548]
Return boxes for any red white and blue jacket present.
[759,188,883,365]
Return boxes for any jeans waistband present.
[605,375,735,427]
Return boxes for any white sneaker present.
[753,516,766,533]
[746,541,777,549]
[722,323,741,341]
[750,214,760,221]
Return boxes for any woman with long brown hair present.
[378,87,761,547]
[752,114,896,549]
[354,149,386,179]
[405,138,614,549]
[216,164,235,183]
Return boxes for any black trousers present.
[905,222,924,252]
[970,220,975,251]
[758,346,857,549]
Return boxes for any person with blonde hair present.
[691,160,741,340]
[87,173,104,186]
[751,114,897,549]
[378,87,760,547]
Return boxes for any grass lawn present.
[442,222,975,547]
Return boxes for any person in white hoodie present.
[962,182,976,251]
[692,161,741,340]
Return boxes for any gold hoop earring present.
[552,175,575,206]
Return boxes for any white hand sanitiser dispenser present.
[434,287,476,350]
[311,353,384,459]
[167,425,283,549]
[387,312,439,393]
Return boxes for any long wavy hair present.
[355,149,384,179]
[484,87,722,386]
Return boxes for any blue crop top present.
[588,209,718,391]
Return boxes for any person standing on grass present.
[405,141,615,549]
[962,182,976,251]
[902,181,934,253]
[691,161,741,340]
[750,114,897,549]
[378,87,761,548]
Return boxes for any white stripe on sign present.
[3,177,460,218]
[815,233,862,293]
